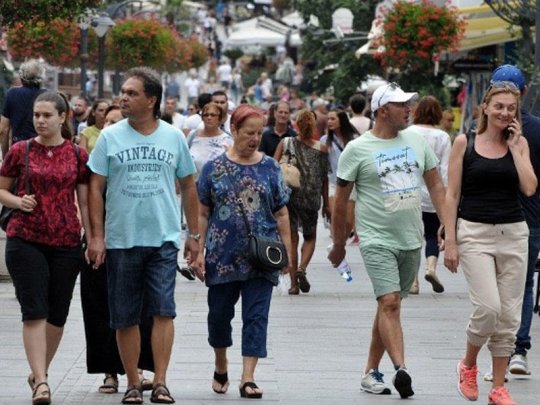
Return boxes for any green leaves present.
[0,0,103,26]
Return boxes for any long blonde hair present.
[477,84,521,135]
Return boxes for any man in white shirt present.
[216,59,232,90]
[184,70,201,105]
[164,97,185,130]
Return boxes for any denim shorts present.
[6,237,83,326]
[106,242,178,329]
[360,245,421,299]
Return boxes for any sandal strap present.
[152,383,172,396]
[213,371,228,385]
[32,382,50,397]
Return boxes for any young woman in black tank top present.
[444,82,536,404]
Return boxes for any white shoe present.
[483,368,509,382]
[361,369,391,395]
[509,353,531,375]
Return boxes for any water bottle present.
[327,244,353,282]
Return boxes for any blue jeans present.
[207,278,273,358]
[515,226,540,355]
[106,242,178,329]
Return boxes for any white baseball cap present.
[371,82,417,112]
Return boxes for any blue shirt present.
[520,108,540,228]
[197,153,290,286]
[88,119,196,249]
[1,86,45,143]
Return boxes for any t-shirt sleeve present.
[197,160,213,208]
[0,141,24,178]
[87,131,109,177]
[77,147,90,184]
[336,141,359,182]
[1,90,13,118]
[175,132,197,179]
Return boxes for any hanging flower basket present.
[372,0,466,72]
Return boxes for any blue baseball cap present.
[491,64,526,91]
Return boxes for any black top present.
[459,142,524,224]
[519,108,540,228]
[259,125,297,157]
[1,86,45,144]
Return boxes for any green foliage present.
[223,48,244,65]
[293,0,381,104]
[0,0,103,26]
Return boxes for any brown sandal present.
[98,374,118,394]
[150,383,175,403]
[32,382,51,405]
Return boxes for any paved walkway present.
[0,221,539,404]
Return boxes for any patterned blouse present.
[197,153,290,286]
[0,139,89,247]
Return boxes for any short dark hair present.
[197,93,213,110]
[212,90,228,100]
[124,67,162,118]
[349,93,366,114]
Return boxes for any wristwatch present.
[188,233,201,241]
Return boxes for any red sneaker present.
[457,360,478,401]
[488,386,517,405]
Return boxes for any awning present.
[356,3,521,57]
[224,16,302,49]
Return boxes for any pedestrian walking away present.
[328,82,446,399]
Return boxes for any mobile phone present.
[503,126,511,140]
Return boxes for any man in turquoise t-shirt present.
[328,83,446,400]
[88,67,200,404]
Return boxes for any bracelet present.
[187,233,201,241]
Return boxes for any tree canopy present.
[0,0,103,26]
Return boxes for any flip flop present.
[150,383,175,404]
[98,374,118,394]
[212,371,229,394]
[239,381,263,399]
[296,270,310,293]
[177,265,196,281]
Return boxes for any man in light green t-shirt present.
[328,82,446,399]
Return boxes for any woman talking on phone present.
[445,81,536,405]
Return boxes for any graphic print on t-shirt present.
[373,146,421,212]
[115,142,174,199]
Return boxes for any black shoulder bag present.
[0,140,31,231]
[225,169,288,272]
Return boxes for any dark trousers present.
[422,211,440,258]
[207,277,273,358]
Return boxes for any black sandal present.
[212,371,229,394]
[121,386,143,404]
[98,374,118,394]
[296,268,311,293]
[177,264,196,281]
[239,381,263,399]
[150,383,175,404]
[32,382,51,405]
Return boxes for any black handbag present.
[0,140,31,231]
[226,171,288,272]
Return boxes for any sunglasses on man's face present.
[378,82,400,109]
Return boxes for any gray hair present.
[19,59,45,88]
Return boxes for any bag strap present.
[332,137,344,152]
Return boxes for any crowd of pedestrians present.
[0,57,538,405]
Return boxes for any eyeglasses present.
[489,80,519,90]
[203,113,219,118]
[378,82,400,109]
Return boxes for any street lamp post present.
[77,11,93,98]
[91,13,115,99]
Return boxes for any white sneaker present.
[361,369,391,395]
[509,353,531,375]
[483,368,509,382]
